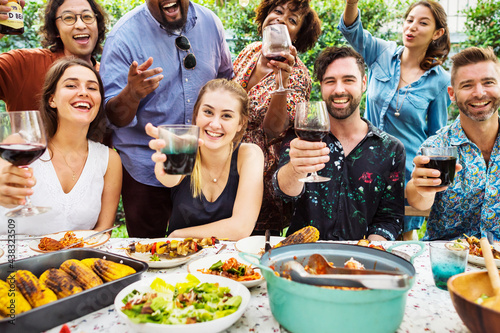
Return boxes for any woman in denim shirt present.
[339,0,451,240]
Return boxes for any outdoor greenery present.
[462,0,500,56]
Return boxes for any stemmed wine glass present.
[294,101,331,183]
[262,24,293,95]
[0,111,50,217]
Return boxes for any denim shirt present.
[421,117,500,242]
[101,2,233,186]
[338,10,450,184]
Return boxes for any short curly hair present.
[40,0,108,56]
[255,0,321,53]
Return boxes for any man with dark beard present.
[100,0,233,237]
[407,47,500,241]
[273,46,405,241]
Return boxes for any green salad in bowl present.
[114,273,250,333]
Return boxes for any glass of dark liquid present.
[0,111,49,217]
[294,101,331,183]
[262,24,293,95]
[422,146,458,187]
[158,125,199,175]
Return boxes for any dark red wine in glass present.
[295,129,329,142]
[265,53,287,62]
[0,111,49,217]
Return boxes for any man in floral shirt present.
[273,47,405,241]
[407,47,500,241]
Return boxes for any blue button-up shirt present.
[101,2,233,186]
[422,117,500,241]
[338,11,450,184]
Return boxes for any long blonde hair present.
[190,79,249,197]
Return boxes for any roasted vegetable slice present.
[11,270,57,308]
[39,268,84,299]
[60,259,103,289]
[274,226,320,248]
[0,279,32,316]
[81,258,136,282]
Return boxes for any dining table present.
[0,238,483,333]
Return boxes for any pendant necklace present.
[51,143,87,182]
[395,83,411,117]
[205,147,232,184]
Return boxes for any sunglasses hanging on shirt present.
[175,35,196,70]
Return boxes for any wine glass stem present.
[278,68,285,90]
[24,194,34,209]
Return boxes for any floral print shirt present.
[422,116,500,241]
[273,119,405,240]
[233,41,311,231]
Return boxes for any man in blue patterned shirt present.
[407,47,500,241]
[273,47,405,241]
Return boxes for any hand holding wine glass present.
[0,111,50,217]
[262,24,294,95]
[294,101,331,183]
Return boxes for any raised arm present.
[0,0,25,35]
[168,143,264,241]
[105,58,164,127]
[343,0,360,27]
[93,149,122,231]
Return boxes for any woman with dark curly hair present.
[0,0,108,112]
[339,0,451,240]
[233,0,321,234]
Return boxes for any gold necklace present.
[204,147,232,183]
[395,83,411,117]
[50,143,87,182]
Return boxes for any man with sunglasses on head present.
[0,0,107,111]
[100,0,233,238]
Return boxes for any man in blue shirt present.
[407,47,500,241]
[100,0,233,237]
[273,47,405,241]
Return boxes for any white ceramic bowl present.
[114,272,250,333]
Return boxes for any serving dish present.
[240,242,423,333]
[124,238,204,268]
[0,248,148,333]
[29,230,111,253]
[468,243,500,268]
[187,253,264,288]
[448,270,500,333]
[114,273,250,333]
[234,235,285,255]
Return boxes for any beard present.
[325,93,362,120]
[158,1,188,33]
[457,97,500,122]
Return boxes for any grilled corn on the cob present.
[81,258,136,282]
[274,226,320,248]
[39,268,84,299]
[60,259,103,289]
[11,270,57,308]
[0,279,32,316]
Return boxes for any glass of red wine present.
[0,111,50,217]
[158,125,200,175]
[262,24,293,95]
[294,101,331,183]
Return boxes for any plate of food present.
[458,235,500,268]
[234,235,285,255]
[187,253,264,288]
[29,230,111,253]
[115,273,250,333]
[124,237,217,268]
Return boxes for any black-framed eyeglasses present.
[175,35,196,70]
[55,10,97,26]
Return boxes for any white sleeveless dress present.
[0,140,109,235]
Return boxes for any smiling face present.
[449,61,500,122]
[262,1,304,42]
[194,89,244,150]
[321,57,367,120]
[402,4,444,50]
[147,0,189,33]
[55,0,98,62]
[49,65,101,126]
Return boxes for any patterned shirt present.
[233,41,311,231]
[422,116,500,241]
[273,119,405,240]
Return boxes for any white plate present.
[234,235,285,255]
[125,238,204,268]
[468,243,500,268]
[29,230,111,253]
[114,273,250,333]
[187,253,264,288]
